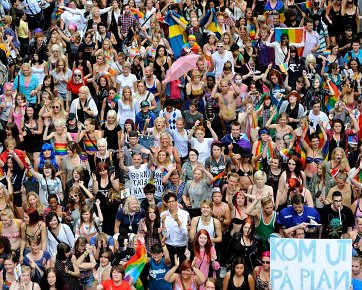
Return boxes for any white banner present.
[270,238,352,290]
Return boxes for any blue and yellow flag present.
[164,11,188,59]
[200,8,222,39]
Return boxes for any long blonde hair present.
[331,147,349,170]
[121,86,134,107]
[26,191,44,216]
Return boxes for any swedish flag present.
[200,8,222,39]
[164,11,188,59]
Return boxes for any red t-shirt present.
[100,280,131,290]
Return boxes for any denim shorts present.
[80,274,94,288]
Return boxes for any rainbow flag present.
[164,11,188,58]
[279,63,288,74]
[200,8,222,39]
[294,128,310,169]
[125,242,147,290]
[275,27,304,56]
[299,0,312,11]
[213,171,224,187]
[316,124,329,160]
[55,6,64,18]
[324,80,339,111]
[280,148,293,161]
[130,8,144,20]
[254,141,273,170]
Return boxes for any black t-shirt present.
[101,124,123,151]
[321,205,354,239]
[78,42,96,64]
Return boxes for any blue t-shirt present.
[352,278,362,290]
[24,250,52,283]
[149,257,172,290]
[343,49,362,64]
[90,235,115,247]
[115,208,145,234]
[277,206,320,229]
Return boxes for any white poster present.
[270,238,352,290]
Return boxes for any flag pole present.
[294,1,309,19]
[140,13,154,27]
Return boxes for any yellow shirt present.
[16,20,28,39]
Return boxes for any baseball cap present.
[140,100,150,107]
[128,130,138,138]
[68,113,76,120]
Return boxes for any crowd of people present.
[0,0,361,288]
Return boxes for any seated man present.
[277,194,320,238]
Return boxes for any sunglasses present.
[53,106,60,109]
[74,74,81,77]
[69,194,78,199]
[262,261,270,264]
[217,45,224,48]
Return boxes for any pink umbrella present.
[162,54,201,84]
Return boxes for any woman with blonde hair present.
[117,85,139,129]
[9,265,41,290]
[329,147,351,177]
[94,38,117,65]
[75,202,103,241]
[245,170,274,209]
[26,192,44,218]
[128,35,146,63]
[48,44,68,72]
[51,57,72,102]
[40,98,68,127]
[13,63,40,104]
[153,149,173,199]
[145,116,166,148]
[101,109,123,152]
[47,31,66,54]
[114,196,145,234]
[70,86,98,122]
[221,32,234,51]
[186,70,205,113]
[93,53,114,85]
[115,62,138,94]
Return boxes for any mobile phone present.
[315,191,322,198]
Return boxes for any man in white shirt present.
[303,18,320,57]
[60,1,83,31]
[306,98,330,130]
[161,192,190,267]
[212,41,234,78]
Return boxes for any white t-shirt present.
[189,138,214,164]
[212,50,234,77]
[127,164,152,199]
[116,73,137,94]
[308,110,330,130]
[61,11,83,31]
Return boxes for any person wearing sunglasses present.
[66,68,88,104]
[252,251,271,289]
[212,41,234,78]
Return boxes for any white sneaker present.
[219,266,227,278]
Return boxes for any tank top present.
[354,198,362,229]
[2,270,11,290]
[227,273,250,290]
[145,77,158,95]
[255,211,276,250]
[196,217,216,238]
[173,276,197,290]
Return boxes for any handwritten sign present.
[271,238,352,290]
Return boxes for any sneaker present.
[219,266,227,278]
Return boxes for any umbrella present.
[162,54,200,84]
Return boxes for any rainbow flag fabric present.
[324,81,339,111]
[200,8,222,39]
[55,7,64,18]
[130,8,144,20]
[315,124,329,160]
[279,63,288,74]
[299,0,312,11]
[275,27,304,56]
[125,242,147,290]
[164,11,188,58]
[54,142,67,156]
